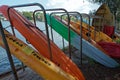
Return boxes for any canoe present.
[98,42,120,58]
[70,21,113,42]
[0,5,85,80]
[46,14,119,68]
[70,20,120,58]
[91,3,120,58]
[0,30,76,80]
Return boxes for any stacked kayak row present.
[0,5,85,80]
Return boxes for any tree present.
[35,12,44,21]
[22,11,33,20]
[88,0,120,27]
[89,9,96,15]
[88,0,120,15]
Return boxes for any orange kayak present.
[0,30,77,80]
[0,5,85,80]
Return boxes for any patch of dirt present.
[63,46,120,80]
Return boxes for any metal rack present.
[0,3,91,80]
[33,8,72,59]
[49,11,83,64]
[0,21,18,80]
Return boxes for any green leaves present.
[22,11,33,20]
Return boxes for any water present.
[0,21,68,74]
[0,47,22,74]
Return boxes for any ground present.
[80,58,120,80]
[63,46,120,80]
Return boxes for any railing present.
[0,2,96,80]
[33,9,72,58]
[0,20,19,80]
[91,15,104,41]
[0,3,51,80]
[81,13,91,41]
[7,3,53,62]
[49,11,83,64]
[0,3,72,79]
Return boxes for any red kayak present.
[98,42,120,58]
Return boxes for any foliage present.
[35,12,44,21]
[21,11,44,21]
[87,0,120,22]
[88,0,120,13]
[22,11,33,20]
[89,0,120,13]
[0,14,2,17]
[89,10,96,15]
[88,0,105,3]
[116,38,120,44]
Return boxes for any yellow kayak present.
[0,30,77,80]
[70,21,113,42]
